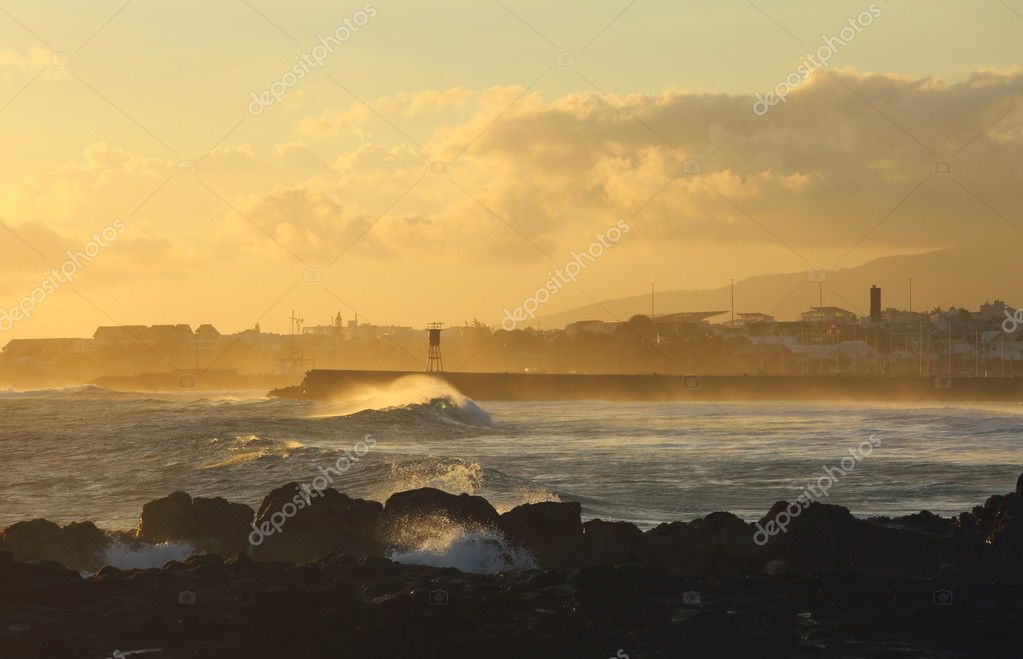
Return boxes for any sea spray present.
[385,515,536,574]
[99,539,195,571]
[310,375,492,426]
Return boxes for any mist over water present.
[1,384,1022,533]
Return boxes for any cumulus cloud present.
[407,68,1023,259]
[276,69,1023,265]
[6,69,1022,274]
[228,185,376,261]
[299,87,473,135]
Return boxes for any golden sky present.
[1,0,1021,338]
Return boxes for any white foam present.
[388,525,536,574]
[312,375,492,426]
[100,539,195,570]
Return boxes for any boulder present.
[755,500,950,578]
[956,492,1023,550]
[499,501,581,569]
[137,491,253,555]
[984,494,1023,549]
[874,510,954,536]
[844,522,947,578]
[252,483,383,563]
[383,488,499,528]
[757,501,855,574]
[580,519,643,566]
[639,511,764,576]
[0,519,108,571]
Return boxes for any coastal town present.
[3,286,1022,385]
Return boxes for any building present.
[93,324,194,348]
[800,306,858,324]
[303,312,345,337]
[653,311,727,335]
[565,320,612,337]
[737,312,776,324]
[1,338,92,366]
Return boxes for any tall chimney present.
[870,285,882,323]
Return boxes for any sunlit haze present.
[1,0,1021,337]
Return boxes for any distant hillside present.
[535,245,1023,329]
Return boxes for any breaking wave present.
[311,375,492,428]
[385,515,536,574]
[99,539,195,570]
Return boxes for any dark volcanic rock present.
[757,501,855,574]
[383,487,499,528]
[871,510,954,535]
[251,482,383,563]
[954,491,1023,554]
[499,501,581,569]
[757,501,951,578]
[6,481,1023,657]
[137,491,253,555]
[640,511,764,576]
[983,494,1023,549]
[2,551,1021,658]
[0,519,108,571]
[580,519,643,565]
[844,522,947,578]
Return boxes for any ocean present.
[2,376,1021,537]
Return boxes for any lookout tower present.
[426,323,444,373]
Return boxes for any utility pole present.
[650,283,655,319]
[947,324,952,376]
[728,278,736,325]
[909,277,913,313]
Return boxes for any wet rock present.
[500,501,581,569]
[755,501,952,578]
[383,487,499,528]
[137,491,253,555]
[871,510,954,536]
[762,559,808,576]
[844,522,946,578]
[251,483,383,563]
[0,519,108,571]
[580,519,643,565]
[757,501,854,574]
[985,495,1023,549]
[640,511,764,576]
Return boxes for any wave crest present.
[385,515,536,574]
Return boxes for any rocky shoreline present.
[3,475,1023,657]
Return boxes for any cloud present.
[227,184,376,262]
[408,69,1023,259]
[298,87,473,136]
[6,69,1023,275]
[0,46,71,82]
